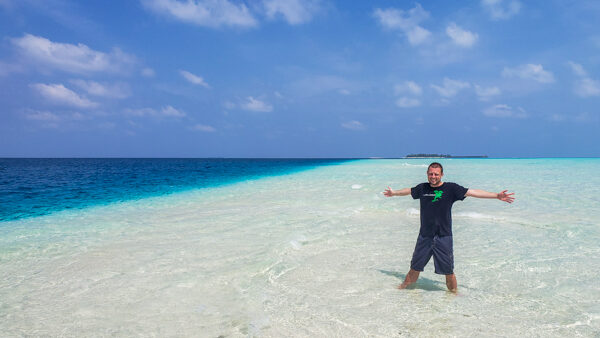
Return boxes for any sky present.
[1,0,599,158]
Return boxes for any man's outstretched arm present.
[465,189,515,203]
[383,187,411,197]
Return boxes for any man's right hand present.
[383,186,394,197]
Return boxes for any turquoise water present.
[0,158,348,222]
[0,159,599,336]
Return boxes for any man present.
[383,162,514,292]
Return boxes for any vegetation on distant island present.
[406,154,488,158]
[407,154,451,158]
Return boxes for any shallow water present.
[1,159,599,336]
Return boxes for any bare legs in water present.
[397,268,457,293]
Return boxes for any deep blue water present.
[0,158,348,222]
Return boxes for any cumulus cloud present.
[502,64,555,83]
[190,123,216,132]
[263,0,320,25]
[341,120,365,130]
[483,104,527,118]
[12,34,135,74]
[474,84,501,101]
[568,62,600,97]
[241,96,273,112]
[396,97,421,108]
[142,0,257,28]
[481,0,521,20]
[373,4,431,45]
[446,23,478,47]
[30,83,98,108]
[70,80,131,99]
[125,105,186,117]
[406,26,431,45]
[395,81,422,96]
[430,78,470,98]
[180,70,210,87]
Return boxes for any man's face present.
[427,167,443,187]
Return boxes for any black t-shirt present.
[411,182,468,237]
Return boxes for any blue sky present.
[1,0,599,157]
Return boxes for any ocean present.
[0,158,599,336]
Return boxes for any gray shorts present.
[410,235,454,275]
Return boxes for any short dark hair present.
[428,162,443,173]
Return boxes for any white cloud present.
[341,120,365,130]
[180,70,210,87]
[406,26,431,45]
[241,96,273,112]
[125,105,186,117]
[483,104,527,118]
[263,0,320,25]
[142,0,257,28]
[574,78,600,97]
[12,34,135,74]
[25,110,60,121]
[373,4,429,30]
[190,123,216,132]
[395,81,422,96]
[430,78,470,98]
[30,83,98,108]
[23,109,88,127]
[373,4,431,45]
[568,62,600,97]
[70,80,131,99]
[396,97,421,108]
[474,84,501,101]
[502,64,555,83]
[568,61,587,77]
[481,0,521,20]
[446,23,478,47]
[549,112,597,123]
[141,67,156,77]
[338,89,350,95]
[161,105,186,117]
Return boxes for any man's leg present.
[432,236,457,292]
[398,268,420,289]
[400,235,433,289]
[445,273,457,292]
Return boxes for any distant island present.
[405,154,488,158]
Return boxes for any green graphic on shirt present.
[432,190,443,202]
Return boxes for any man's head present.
[427,162,444,187]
